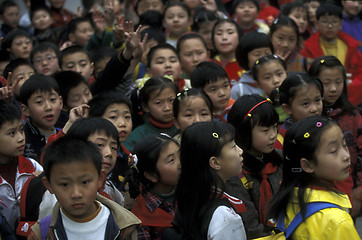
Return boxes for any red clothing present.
[301,31,362,106]
[0,76,6,86]
[213,56,243,86]
[50,7,72,28]
[257,4,280,27]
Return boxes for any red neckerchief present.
[149,115,174,129]
[221,192,247,214]
[176,78,186,90]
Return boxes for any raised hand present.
[0,72,21,101]
[123,22,148,60]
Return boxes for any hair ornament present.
[316,122,322,128]
[164,74,174,82]
[212,133,219,139]
[243,99,271,119]
[292,168,302,173]
[128,154,139,173]
[266,98,272,103]
[273,18,278,24]
[285,156,290,161]
[292,139,296,144]
[320,60,325,64]
[177,92,182,101]
[255,60,259,65]
[134,77,150,90]
[304,132,310,138]
[273,54,278,59]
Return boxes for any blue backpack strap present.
[39,215,52,240]
[281,202,341,239]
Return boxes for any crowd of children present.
[0,0,361,239]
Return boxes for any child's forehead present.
[153,48,178,58]
[13,64,34,73]
[237,0,257,7]
[205,77,229,86]
[31,89,59,98]
[290,7,307,14]
[104,102,131,113]
[0,119,22,131]
[33,9,50,16]
[166,5,187,14]
[33,49,57,57]
[319,14,341,20]
[88,131,117,143]
[215,22,237,30]
[63,52,90,63]
[76,21,93,29]
[4,5,19,13]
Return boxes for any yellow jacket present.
[284,188,360,240]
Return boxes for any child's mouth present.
[44,115,54,121]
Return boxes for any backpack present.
[253,202,341,240]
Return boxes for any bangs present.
[251,102,279,127]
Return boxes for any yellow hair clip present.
[212,133,219,139]
[304,132,310,138]
[266,98,272,103]
[255,60,259,65]
[247,113,252,117]
[320,60,325,64]
[134,77,150,90]
[164,74,174,82]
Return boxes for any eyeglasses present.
[33,55,57,64]
[318,20,341,27]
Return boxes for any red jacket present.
[301,31,362,106]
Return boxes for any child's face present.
[342,0,362,17]
[1,6,20,28]
[234,1,258,25]
[318,66,344,106]
[69,22,94,47]
[0,119,25,163]
[304,1,320,25]
[175,96,212,132]
[283,84,323,122]
[214,140,243,183]
[153,141,181,193]
[213,22,239,58]
[197,21,217,51]
[48,0,65,9]
[102,103,133,143]
[137,0,164,15]
[32,50,59,76]
[32,9,53,30]
[163,6,190,38]
[247,47,272,69]
[64,82,92,111]
[61,52,93,81]
[271,26,297,56]
[317,15,342,42]
[255,61,286,97]
[203,77,231,113]
[21,90,63,131]
[143,87,176,123]
[103,0,124,16]
[93,56,112,79]
[288,8,308,34]
[148,48,182,80]
[10,65,35,96]
[88,132,118,175]
[179,38,210,76]
[250,123,277,156]
[9,36,32,59]
[44,161,105,220]
[311,124,350,182]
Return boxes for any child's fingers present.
[10,76,21,93]
[6,72,12,84]
[0,87,10,100]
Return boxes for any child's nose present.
[164,101,172,111]
[330,83,337,92]
[71,185,82,198]
[103,146,112,158]
[17,131,25,143]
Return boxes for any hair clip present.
[247,113,252,118]
[266,98,272,103]
[292,139,296,144]
[177,92,182,101]
[273,18,279,24]
[285,156,290,161]
[212,133,219,139]
[273,54,278,59]
[134,77,150,90]
[184,88,189,96]
[255,60,259,65]
[316,122,322,127]
[164,74,174,82]
[320,60,325,64]
[292,168,302,173]
[304,132,310,138]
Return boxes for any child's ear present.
[21,104,30,117]
[144,172,159,183]
[42,176,54,194]
[209,156,221,171]
[146,67,153,77]
[300,158,315,173]
[141,102,149,113]
[97,169,107,189]
[58,95,63,110]
[90,62,94,75]
[281,103,292,116]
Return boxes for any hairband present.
[244,98,272,119]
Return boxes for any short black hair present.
[147,43,177,68]
[138,10,163,29]
[3,58,34,80]
[42,136,103,181]
[0,50,10,63]
[0,99,21,129]
[235,31,274,70]
[280,2,307,17]
[52,71,88,108]
[88,90,132,117]
[1,30,32,53]
[30,42,60,64]
[177,32,208,56]
[67,17,93,35]
[90,46,116,65]
[231,0,259,15]
[192,8,219,32]
[316,2,342,20]
[163,1,191,18]
[59,46,91,67]
[19,73,60,105]
[191,61,228,89]
[251,54,287,81]
[30,6,51,22]
[140,27,166,45]
[0,0,18,15]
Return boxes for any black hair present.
[43,136,103,181]
[173,121,235,240]
[140,27,166,45]
[67,117,120,148]
[191,61,229,89]
[0,50,10,63]
[163,1,191,19]
[279,72,323,106]
[236,31,274,71]
[90,46,116,64]
[301,0,326,4]
[251,54,287,81]
[52,71,89,108]
[3,58,34,80]
[135,0,165,15]
[231,0,259,15]
[67,17,93,35]
[133,134,179,190]
[58,46,91,68]
[0,99,21,129]
[30,42,60,65]
[192,8,219,32]
[176,32,208,56]
[267,116,339,222]
[19,73,60,105]
[146,43,178,68]
[30,5,51,22]
[0,0,18,15]
[212,18,243,53]
[308,55,355,114]
[138,10,163,29]
[316,2,342,20]
[280,2,308,17]
[227,94,279,150]
[269,16,300,50]
[88,90,132,117]
[1,30,32,54]
[173,88,213,119]
[140,77,178,106]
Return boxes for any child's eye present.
[125,115,131,120]
[59,183,68,187]
[50,98,57,102]
[302,102,309,106]
[112,146,118,151]
[82,180,89,185]
[322,81,329,85]
[184,114,192,117]
[9,131,15,136]
[315,98,321,103]
[109,115,118,120]
[97,143,104,148]
[36,100,43,104]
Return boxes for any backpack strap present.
[277,202,341,239]
[39,215,52,240]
